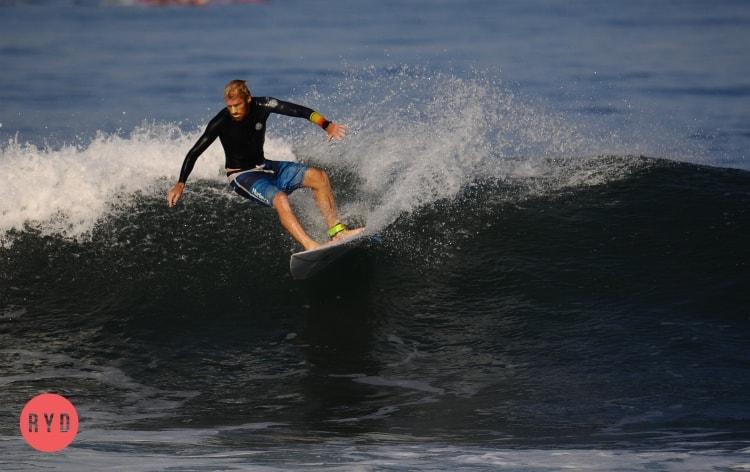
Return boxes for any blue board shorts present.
[229,160,309,207]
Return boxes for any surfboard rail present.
[289,229,369,280]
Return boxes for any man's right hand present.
[167,182,185,208]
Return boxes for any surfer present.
[166,80,361,251]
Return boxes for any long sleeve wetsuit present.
[178,97,330,183]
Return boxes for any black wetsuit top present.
[178,97,320,183]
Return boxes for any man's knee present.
[272,192,290,211]
[304,167,330,189]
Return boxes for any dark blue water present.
[1,1,749,470]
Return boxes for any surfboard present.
[290,229,369,280]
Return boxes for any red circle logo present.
[19,393,79,453]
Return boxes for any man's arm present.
[260,97,347,141]
[167,113,223,207]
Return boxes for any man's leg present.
[302,167,365,241]
[302,167,338,228]
[273,192,319,251]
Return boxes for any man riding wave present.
[167,80,362,250]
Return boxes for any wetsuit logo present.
[255,122,263,130]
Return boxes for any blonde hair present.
[224,80,251,100]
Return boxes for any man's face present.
[226,94,251,121]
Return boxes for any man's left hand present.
[326,122,347,142]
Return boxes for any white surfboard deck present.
[290,229,369,280]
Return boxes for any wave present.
[0,68,714,245]
[3,152,746,308]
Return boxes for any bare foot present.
[331,227,366,242]
[303,241,321,251]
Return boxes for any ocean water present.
[1,0,749,470]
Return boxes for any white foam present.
[0,124,294,241]
[1,433,746,471]
[353,375,445,394]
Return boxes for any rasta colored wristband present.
[309,111,330,129]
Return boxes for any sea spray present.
[291,67,644,235]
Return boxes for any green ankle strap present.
[327,223,347,239]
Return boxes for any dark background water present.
[1,0,750,470]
